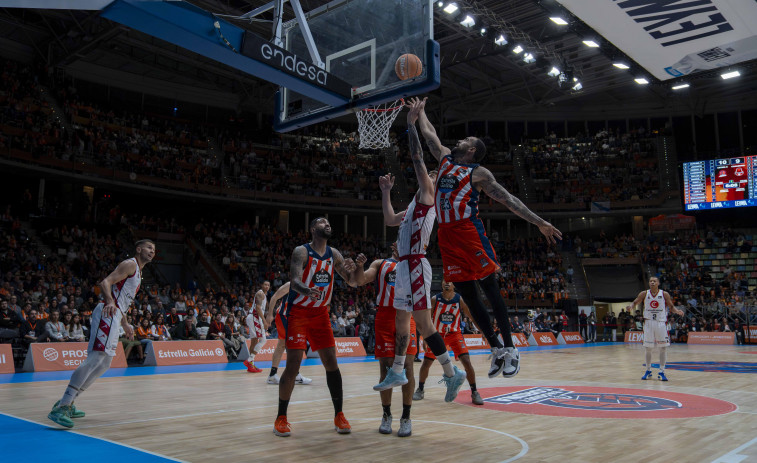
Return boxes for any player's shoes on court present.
[641,370,653,380]
[334,412,351,434]
[487,347,507,378]
[295,373,313,385]
[266,374,280,384]
[412,388,424,401]
[440,365,466,403]
[243,360,253,369]
[48,405,74,428]
[373,368,408,391]
[379,413,392,434]
[54,400,85,418]
[273,415,291,437]
[658,371,668,381]
[471,391,484,405]
[397,418,412,437]
[502,347,520,377]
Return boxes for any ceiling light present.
[548,66,561,77]
[512,45,523,54]
[572,82,583,91]
[494,34,508,46]
[460,15,475,27]
[523,53,535,63]
[721,70,740,79]
[443,3,458,14]
[550,17,568,25]
[635,78,649,85]
[672,83,689,90]
[437,1,444,7]
[480,27,487,36]
[613,62,630,69]
[583,40,600,48]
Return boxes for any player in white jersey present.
[627,277,683,381]
[368,98,466,404]
[243,281,270,373]
[48,239,155,428]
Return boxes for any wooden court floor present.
[1,343,756,463]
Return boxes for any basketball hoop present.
[356,99,405,149]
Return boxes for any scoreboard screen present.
[682,156,757,211]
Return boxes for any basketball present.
[395,53,423,80]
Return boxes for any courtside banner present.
[23,342,127,372]
[512,333,529,348]
[625,331,644,343]
[558,332,585,345]
[143,340,228,366]
[335,337,367,357]
[238,339,286,362]
[556,1,757,80]
[687,332,736,345]
[0,344,13,374]
[529,332,558,346]
[464,334,489,350]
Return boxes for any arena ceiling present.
[2,0,757,124]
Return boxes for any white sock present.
[391,355,405,374]
[248,353,256,362]
[659,347,667,371]
[436,352,455,377]
[59,386,79,406]
[645,348,653,370]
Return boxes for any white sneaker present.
[502,347,520,377]
[295,373,312,385]
[266,374,280,384]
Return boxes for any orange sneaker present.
[243,360,252,369]
[334,412,351,434]
[273,415,291,437]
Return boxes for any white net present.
[356,99,404,149]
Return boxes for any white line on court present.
[3,412,188,462]
[247,418,529,463]
[710,436,757,463]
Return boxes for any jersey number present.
[440,198,452,211]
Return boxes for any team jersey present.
[435,155,480,224]
[432,292,462,333]
[111,257,141,314]
[375,259,397,307]
[253,290,267,317]
[397,196,436,259]
[643,290,668,321]
[287,243,335,308]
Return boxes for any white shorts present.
[643,320,670,348]
[393,257,432,312]
[87,303,123,357]
[246,313,266,339]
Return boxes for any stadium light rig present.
[549,17,568,25]
[582,40,600,48]
[613,62,630,69]
[494,34,508,46]
[547,66,561,77]
[721,70,740,80]
[512,44,524,54]
[634,77,649,85]
[443,2,458,14]
[672,83,689,90]
[523,52,536,64]
[460,15,475,27]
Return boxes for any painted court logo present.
[457,386,736,419]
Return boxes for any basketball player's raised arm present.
[290,246,319,299]
[350,254,379,287]
[414,97,450,161]
[476,167,562,245]
[332,249,358,288]
[379,174,404,226]
[266,282,290,324]
[99,259,137,317]
[407,99,435,205]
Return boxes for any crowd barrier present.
[143,340,227,366]
[0,344,13,374]
[238,339,286,362]
[512,333,530,348]
[529,332,558,346]
[624,331,643,343]
[749,327,757,344]
[557,332,585,345]
[23,343,127,372]
[305,337,367,358]
[687,332,736,345]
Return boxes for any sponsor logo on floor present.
[458,386,736,418]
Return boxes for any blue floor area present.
[0,413,181,462]
[0,342,618,384]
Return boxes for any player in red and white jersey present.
[353,251,417,437]
[243,281,270,373]
[48,239,155,428]
[413,96,561,379]
[414,280,483,405]
[368,98,467,406]
[263,281,311,386]
[627,277,683,381]
[274,217,358,438]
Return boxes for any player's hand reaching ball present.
[379,174,395,192]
